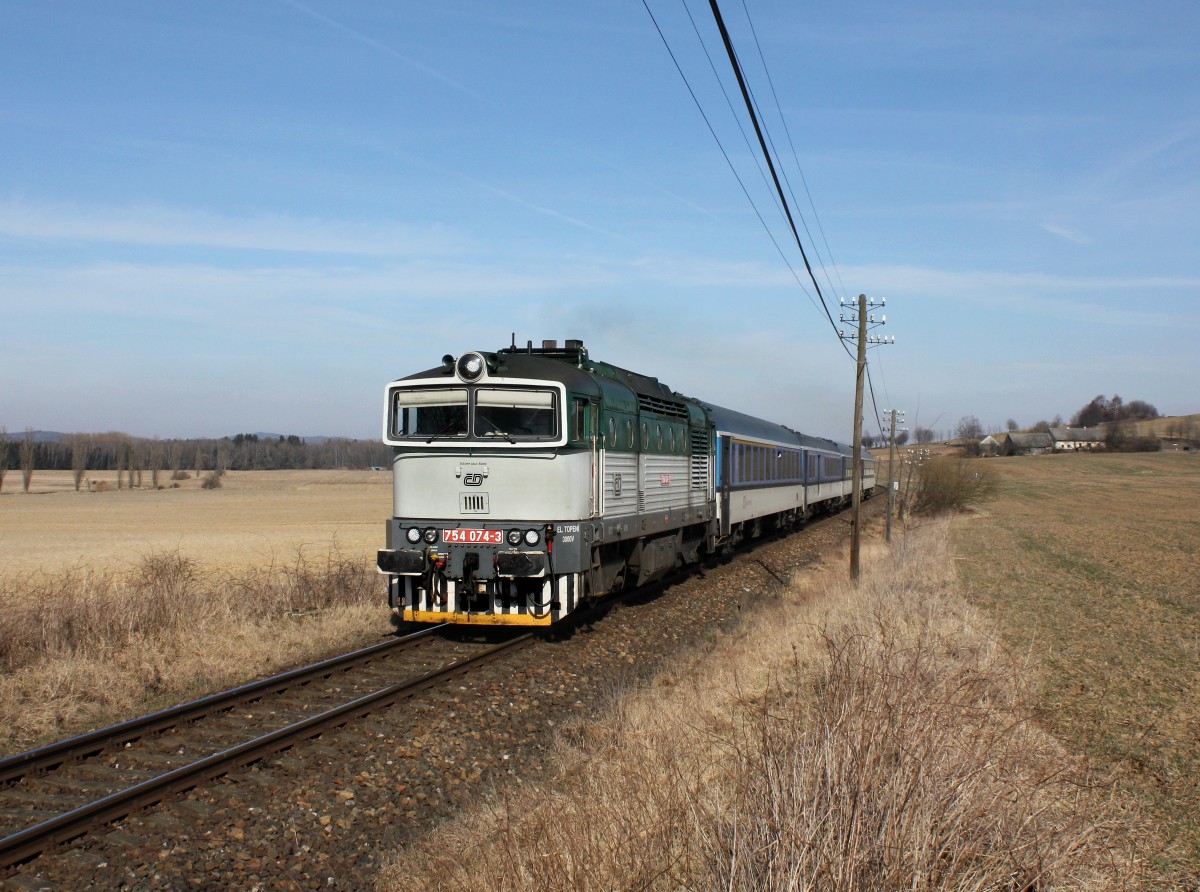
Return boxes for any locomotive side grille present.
[690,429,709,490]
[459,493,490,514]
[638,489,646,512]
[636,395,689,420]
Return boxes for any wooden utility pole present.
[841,294,893,580]
[885,409,902,544]
[850,293,866,582]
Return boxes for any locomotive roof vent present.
[501,336,588,365]
[456,352,487,382]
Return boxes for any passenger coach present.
[377,338,874,626]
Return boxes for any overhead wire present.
[703,0,849,355]
[677,1,790,230]
[736,0,849,303]
[647,0,889,392]
[641,0,825,314]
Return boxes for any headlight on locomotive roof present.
[405,527,422,544]
[423,528,439,544]
[507,529,522,546]
[456,352,486,381]
[523,529,540,546]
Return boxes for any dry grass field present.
[0,470,393,751]
[0,469,391,577]
[952,451,1200,876]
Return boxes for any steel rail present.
[0,624,445,786]
[0,631,533,869]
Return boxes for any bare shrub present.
[702,603,1112,889]
[913,455,994,515]
[171,469,191,480]
[201,470,223,489]
[0,426,7,493]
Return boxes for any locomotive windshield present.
[476,388,556,439]
[390,386,559,442]
[392,388,468,439]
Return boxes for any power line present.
[705,0,846,351]
[641,0,824,315]
[736,0,849,303]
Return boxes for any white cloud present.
[1039,223,1090,245]
[0,199,466,257]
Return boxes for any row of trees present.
[871,395,1169,447]
[0,429,392,492]
[0,428,38,493]
[1070,394,1159,428]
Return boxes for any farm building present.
[979,434,1004,457]
[1049,426,1104,451]
[1000,431,1055,456]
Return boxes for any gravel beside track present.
[2,500,880,891]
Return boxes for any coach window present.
[626,419,634,449]
[607,416,617,447]
[641,422,649,450]
[656,424,663,452]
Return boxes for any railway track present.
[0,626,534,869]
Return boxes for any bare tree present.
[1006,418,1019,431]
[150,438,163,490]
[954,415,983,440]
[167,440,180,479]
[0,426,7,493]
[20,428,36,493]
[914,427,935,444]
[72,436,88,491]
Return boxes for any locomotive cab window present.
[389,386,558,441]
[476,388,557,440]
[392,388,468,439]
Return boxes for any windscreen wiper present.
[425,418,465,443]
[476,414,516,444]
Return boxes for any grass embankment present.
[380,522,1161,891]
[0,550,385,751]
[953,451,1200,878]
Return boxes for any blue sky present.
[2,1,1197,441]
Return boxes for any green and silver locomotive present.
[377,338,873,626]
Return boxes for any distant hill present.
[1123,413,1200,441]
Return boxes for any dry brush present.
[380,523,1160,891]
[0,549,384,746]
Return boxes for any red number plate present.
[442,528,503,544]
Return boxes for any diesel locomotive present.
[376,338,874,626]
